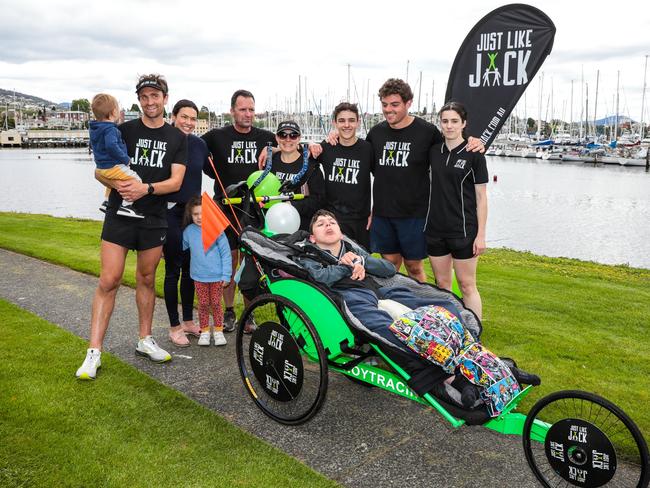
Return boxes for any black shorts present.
[426,236,475,260]
[338,218,370,250]
[101,214,167,251]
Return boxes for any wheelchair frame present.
[236,273,649,488]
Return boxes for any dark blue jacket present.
[89,121,130,169]
[294,237,395,288]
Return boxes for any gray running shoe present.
[136,336,172,363]
[223,309,236,333]
[243,315,257,334]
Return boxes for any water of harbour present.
[1,148,649,269]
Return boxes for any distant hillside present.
[0,88,62,108]
[594,115,636,126]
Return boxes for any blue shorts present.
[370,216,427,260]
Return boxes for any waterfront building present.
[122,110,140,122]
[46,110,89,129]
[0,129,22,147]
[194,117,209,135]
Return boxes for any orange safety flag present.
[201,192,231,252]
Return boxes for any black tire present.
[236,294,328,425]
[523,390,649,488]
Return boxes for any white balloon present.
[265,202,301,234]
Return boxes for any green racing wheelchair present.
[231,227,649,488]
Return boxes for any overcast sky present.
[1,0,648,123]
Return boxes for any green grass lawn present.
[1,211,649,442]
[0,299,340,488]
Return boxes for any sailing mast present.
[593,70,600,141]
[347,64,351,102]
[579,67,584,140]
[570,80,574,139]
[550,78,555,138]
[431,79,435,115]
[366,78,370,132]
[417,71,422,113]
[641,55,648,140]
[523,90,527,137]
[585,83,589,139]
[537,72,543,140]
[615,70,620,141]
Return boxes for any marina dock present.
[0,129,89,148]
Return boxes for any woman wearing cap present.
[165,99,212,347]
[270,120,325,230]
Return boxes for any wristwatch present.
[147,183,154,195]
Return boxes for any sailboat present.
[618,147,647,166]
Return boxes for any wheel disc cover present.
[545,418,617,487]
[249,321,304,402]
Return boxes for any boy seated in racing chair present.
[293,209,539,414]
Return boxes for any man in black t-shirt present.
[201,90,275,332]
[364,79,442,282]
[76,74,187,380]
[318,102,373,248]
[366,79,483,283]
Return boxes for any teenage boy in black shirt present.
[318,102,373,248]
[76,74,187,379]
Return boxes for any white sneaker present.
[76,348,101,380]
[116,204,145,219]
[213,331,227,346]
[198,331,211,346]
[136,336,172,363]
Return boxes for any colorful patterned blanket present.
[388,305,520,417]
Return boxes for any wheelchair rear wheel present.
[523,390,649,488]
[236,294,329,425]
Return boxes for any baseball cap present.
[276,120,301,135]
[135,76,168,95]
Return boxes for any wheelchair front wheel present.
[523,390,649,488]
[236,294,329,425]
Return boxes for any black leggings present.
[163,204,194,327]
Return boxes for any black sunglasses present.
[277,132,300,140]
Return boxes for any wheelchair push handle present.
[222,193,305,205]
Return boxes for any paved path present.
[0,249,540,487]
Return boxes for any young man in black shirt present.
[318,102,373,248]
[77,74,187,379]
[201,90,275,333]
[366,79,483,283]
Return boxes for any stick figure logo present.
[138,148,150,165]
[482,52,502,87]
